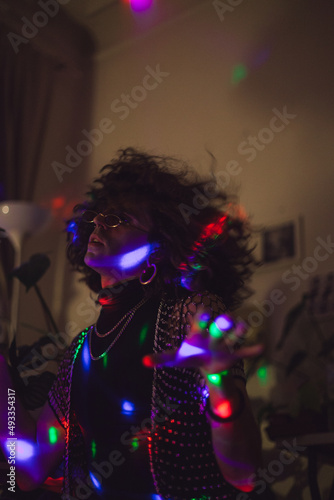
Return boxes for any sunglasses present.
[80,210,129,228]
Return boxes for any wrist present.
[206,387,245,423]
[204,370,245,423]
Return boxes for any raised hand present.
[143,309,263,375]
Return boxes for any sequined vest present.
[48,291,245,500]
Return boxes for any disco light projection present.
[231,63,248,85]
[48,427,58,444]
[179,215,228,290]
[209,322,223,339]
[118,244,151,270]
[66,220,79,243]
[257,365,268,386]
[176,342,206,361]
[91,440,97,459]
[7,439,34,461]
[207,370,228,386]
[122,400,135,415]
[198,312,210,330]
[89,471,102,490]
[82,340,91,371]
[139,323,149,346]
[215,400,233,419]
[215,315,234,332]
[132,437,140,451]
[129,0,153,13]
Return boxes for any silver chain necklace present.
[89,297,148,360]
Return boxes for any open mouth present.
[88,236,104,246]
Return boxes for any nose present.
[93,213,107,229]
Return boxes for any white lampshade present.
[0,201,51,252]
[0,201,51,343]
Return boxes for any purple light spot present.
[130,0,153,13]
[215,315,234,332]
[177,343,206,360]
[118,244,151,270]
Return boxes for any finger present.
[188,307,210,337]
[143,342,211,369]
[142,350,178,368]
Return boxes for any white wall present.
[68,2,334,497]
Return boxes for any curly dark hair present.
[66,148,256,309]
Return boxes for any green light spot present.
[49,427,58,444]
[91,440,96,458]
[209,322,223,339]
[139,323,149,346]
[207,373,221,385]
[257,366,268,386]
[198,320,208,329]
[103,353,108,369]
[132,437,139,451]
[231,64,248,85]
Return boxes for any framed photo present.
[252,216,303,271]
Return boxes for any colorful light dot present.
[207,373,221,385]
[118,244,151,270]
[130,0,153,13]
[102,354,108,369]
[215,315,234,332]
[231,64,248,85]
[91,440,96,458]
[13,440,34,461]
[89,471,101,490]
[139,323,149,346]
[122,400,135,414]
[216,400,232,418]
[177,343,206,360]
[209,322,223,339]
[48,427,58,444]
[82,341,91,371]
[257,365,268,386]
[132,437,139,450]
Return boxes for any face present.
[83,209,154,287]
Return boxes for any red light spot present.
[142,355,154,368]
[52,197,65,210]
[216,400,232,418]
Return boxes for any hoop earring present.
[140,263,157,285]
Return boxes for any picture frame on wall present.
[252,216,303,272]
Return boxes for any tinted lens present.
[104,214,122,227]
[81,210,98,223]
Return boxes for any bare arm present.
[0,354,65,490]
[204,372,262,490]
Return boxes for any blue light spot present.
[118,244,151,270]
[122,400,135,414]
[89,471,102,490]
[67,220,78,242]
[151,495,163,500]
[82,340,91,371]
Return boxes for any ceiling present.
[62,0,208,54]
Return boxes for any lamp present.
[0,201,51,344]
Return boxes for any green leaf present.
[11,254,50,291]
